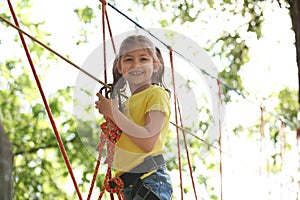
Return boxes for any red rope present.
[176,99,198,199]
[97,118,124,199]
[88,1,107,198]
[6,1,83,199]
[101,0,108,87]
[88,117,124,199]
[98,168,125,200]
[105,9,117,55]
[87,135,105,200]
[168,46,184,199]
[102,1,112,199]
[88,1,119,199]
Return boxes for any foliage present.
[0,0,298,199]
[131,0,267,101]
[0,2,103,199]
[276,88,298,129]
[1,56,108,199]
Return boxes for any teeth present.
[130,71,143,75]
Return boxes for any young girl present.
[95,35,173,200]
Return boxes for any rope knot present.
[100,0,107,5]
[100,117,122,144]
[167,45,173,52]
[100,176,125,199]
[104,176,124,193]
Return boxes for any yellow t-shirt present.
[113,85,170,175]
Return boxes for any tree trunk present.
[287,0,300,103]
[0,123,14,200]
[286,1,300,198]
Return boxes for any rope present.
[0,12,293,150]
[166,45,198,198]
[1,1,296,198]
[88,0,107,197]
[168,46,184,199]
[0,15,111,90]
[89,2,123,199]
[6,1,83,199]
[105,2,295,130]
[104,4,117,55]
[87,138,105,200]
[176,97,198,199]
[101,0,108,87]
[0,0,294,130]
[100,2,113,199]
[97,117,124,199]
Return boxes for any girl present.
[95,35,173,200]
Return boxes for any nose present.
[132,59,141,68]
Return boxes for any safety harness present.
[98,85,165,200]
[117,154,165,200]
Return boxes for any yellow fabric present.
[140,169,157,180]
[113,85,170,175]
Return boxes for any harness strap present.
[120,154,165,187]
[131,178,161,200]
[109,154,165,189]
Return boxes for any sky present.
[1,0,299,199]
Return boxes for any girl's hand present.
[95,93,118,120]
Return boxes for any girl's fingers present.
[96,92,104,99]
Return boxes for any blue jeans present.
[122,167,173,200]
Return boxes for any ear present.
[117,65,123,74]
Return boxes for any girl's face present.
[118,48,158,92]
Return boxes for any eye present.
[123,58,133,62]
[140,57,149,62]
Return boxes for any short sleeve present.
[145,87,170,116]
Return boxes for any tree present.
[287,0,300,103]
[0,0,299,199]
[0,122,13,200]
[0,1,101,199]
[103,0,300,198]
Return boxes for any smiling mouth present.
[129,71,144,75]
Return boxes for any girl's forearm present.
[111,107,160,152]
[111,107,153,138]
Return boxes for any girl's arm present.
[95,93,164,152]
